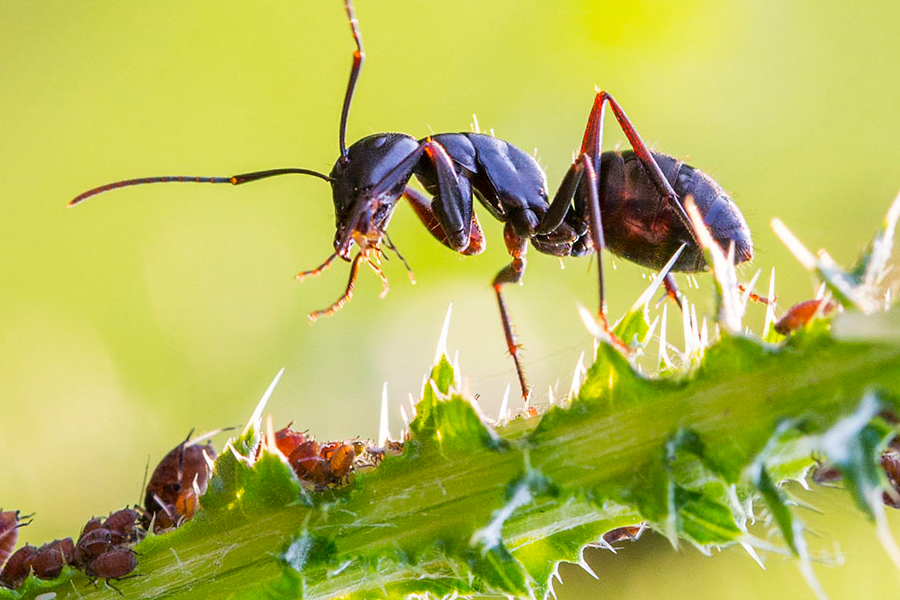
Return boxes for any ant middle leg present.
[492,222,530,400]
[537,153,614,329]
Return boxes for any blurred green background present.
[2,1,900,598]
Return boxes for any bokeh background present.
[2,1,900,598]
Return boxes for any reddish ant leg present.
[403,187,485,256]
[580,91,698,244]
[308,252,366,322]
[492,222,530,400]
[296,252,339,282]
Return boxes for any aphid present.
[103,508,142,543]
[811,450,900,509]
[69,0,753,400]
[0,544,36,589]
[0,510,31,570]
[143,430,217,532]
[287,440,357,488]
[78,517,103,542]
[773,297,838,335]
[811,462,842,485]
[602,525,645,545]
[74,528,118,568]
[881,451,900,509]
[287,440,322,480]
[274,423,307,457]
[85,549,138,596]
[30,538,75,580]
[320,442,355,482]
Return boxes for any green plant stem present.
[7,326,900,600]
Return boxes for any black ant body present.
[69,0,753,399]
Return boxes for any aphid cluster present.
[274,424,401,489]
[812,419,900,508]
[0,431,225,593]
[0,509,139,593]
[74,509,141,593]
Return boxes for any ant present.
[69,0,753,401]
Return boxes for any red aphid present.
[0,544,36,590]
[774,298,838,335]
[321,442,355,481]
[288,440,357,488]
[288,440,322,480]
[31,538,75,580]
[275,423,307,457]
[0,511,30,570]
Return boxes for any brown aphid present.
[274,423,307,457]
[144,431,217,532]
[0,544,36,590]
[79,517,103,542]
[0,510,31,570]
[74,528,118,568]
[881,451,900,509]
[31,538,75,580]
[103,508,141,542]
[86,549,138,595]
[811,463,842,484]
[603,524,646,545]
[774,297,838,335]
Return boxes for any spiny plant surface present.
[4,194,900,600]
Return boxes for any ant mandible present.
[69,0,753,401]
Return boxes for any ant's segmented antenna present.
[339,0,365,157]
[68,168,331,207]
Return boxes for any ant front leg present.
[581,91,698,244]
[492,222,530,401]
[312,139,472,319]
[402,187,485,256]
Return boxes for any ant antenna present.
[339,0,365,157]
[68,168,331,207]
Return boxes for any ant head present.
[328,134,419,259]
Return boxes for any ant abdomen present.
[596,150,753,272]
